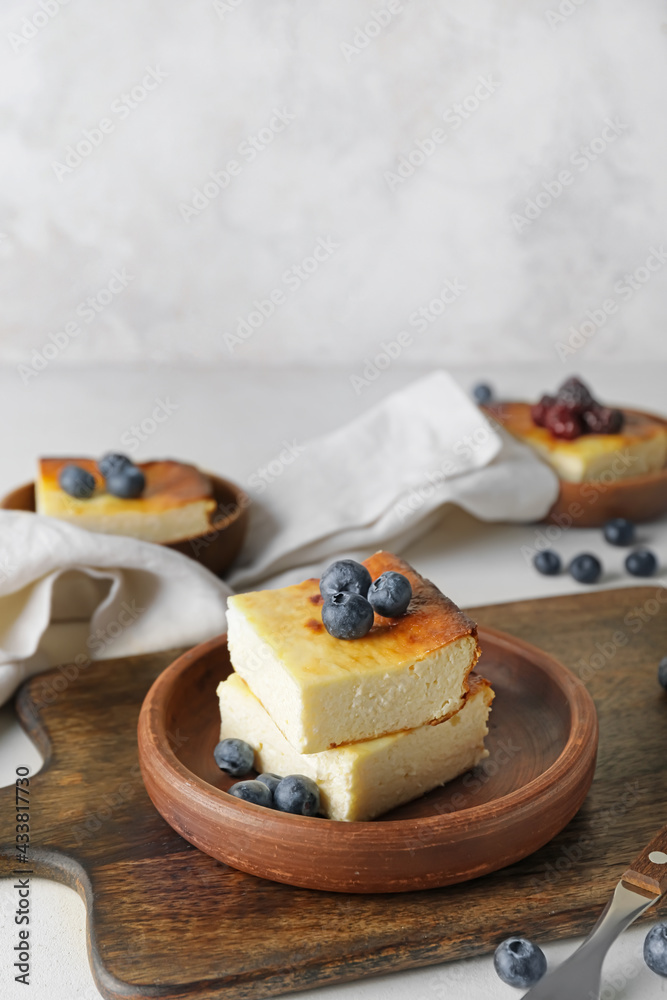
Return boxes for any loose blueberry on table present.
[228,780,273,807]
[569,553,602,584]
[367,571,413,616]
[472,382,493,405]
[58,464,96,499]
[533,550,561,576]
[603,517,635,547]
[625,548,658,578]
[319,559,372,598]
[493,937,547,989]
[322,591,375,639]
[213,737,254,777]
[644,923,667,977]
[274,775,320,816]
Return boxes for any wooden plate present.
[0,473,248,577]
[137,628,598,893]
[485,403,667,527]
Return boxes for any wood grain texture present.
[623,825,667,896]
[138,627,597,893]
[1,587,666,1000]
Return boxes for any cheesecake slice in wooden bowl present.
[485,377,667,527]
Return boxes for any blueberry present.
[473,383,493,405]
[533,550,561,576]
[319,559,372,598]
[213,738,254,777]
[98,453,133,479]
[659,657,667,691]
[625,548,658,577]
[256,772,282,796]
[644,923,667,977]
[228,780,272,807]
[368,571,412,617]
[603,517,635,546]
[274,775,320,816]
[105,465,146,499]
[322,592,374,639]
[493,937,547,989]
[58,464,96,499]
[569,553,602,584]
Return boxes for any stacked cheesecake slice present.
[217,552,494,822]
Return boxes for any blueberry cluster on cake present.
[35,453,216,544]
[216,551,494,822]
[486,377,667,484]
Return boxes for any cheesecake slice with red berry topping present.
[487,378,667,484]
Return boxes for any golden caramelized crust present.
[230,550,478,681]
[361,550,478,650]
[37,458,213,513]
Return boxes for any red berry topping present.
[531,394,556,427]
[544,403,584,440]
[556,376,596,414]
[582,407,624,434]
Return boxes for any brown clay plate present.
[137,627,598,893]
[0,473,248,577]
[485,404,667,528]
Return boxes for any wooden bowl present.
[486,404,667,527]
[137,629,598,893]
[0,474,248,578]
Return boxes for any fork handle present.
[622,825,667,897]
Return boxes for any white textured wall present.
[1,0,666,371]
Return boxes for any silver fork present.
[522,824,667,999]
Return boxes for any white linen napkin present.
[0,511,231,706]
[229,370,559,589]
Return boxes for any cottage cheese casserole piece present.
[217,672,493,822]
[225,551,481,754]
[489,403,667,484]
[36,457,216,544]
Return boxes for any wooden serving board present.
[1,587,666,1000]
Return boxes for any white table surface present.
[1,361,667,999]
